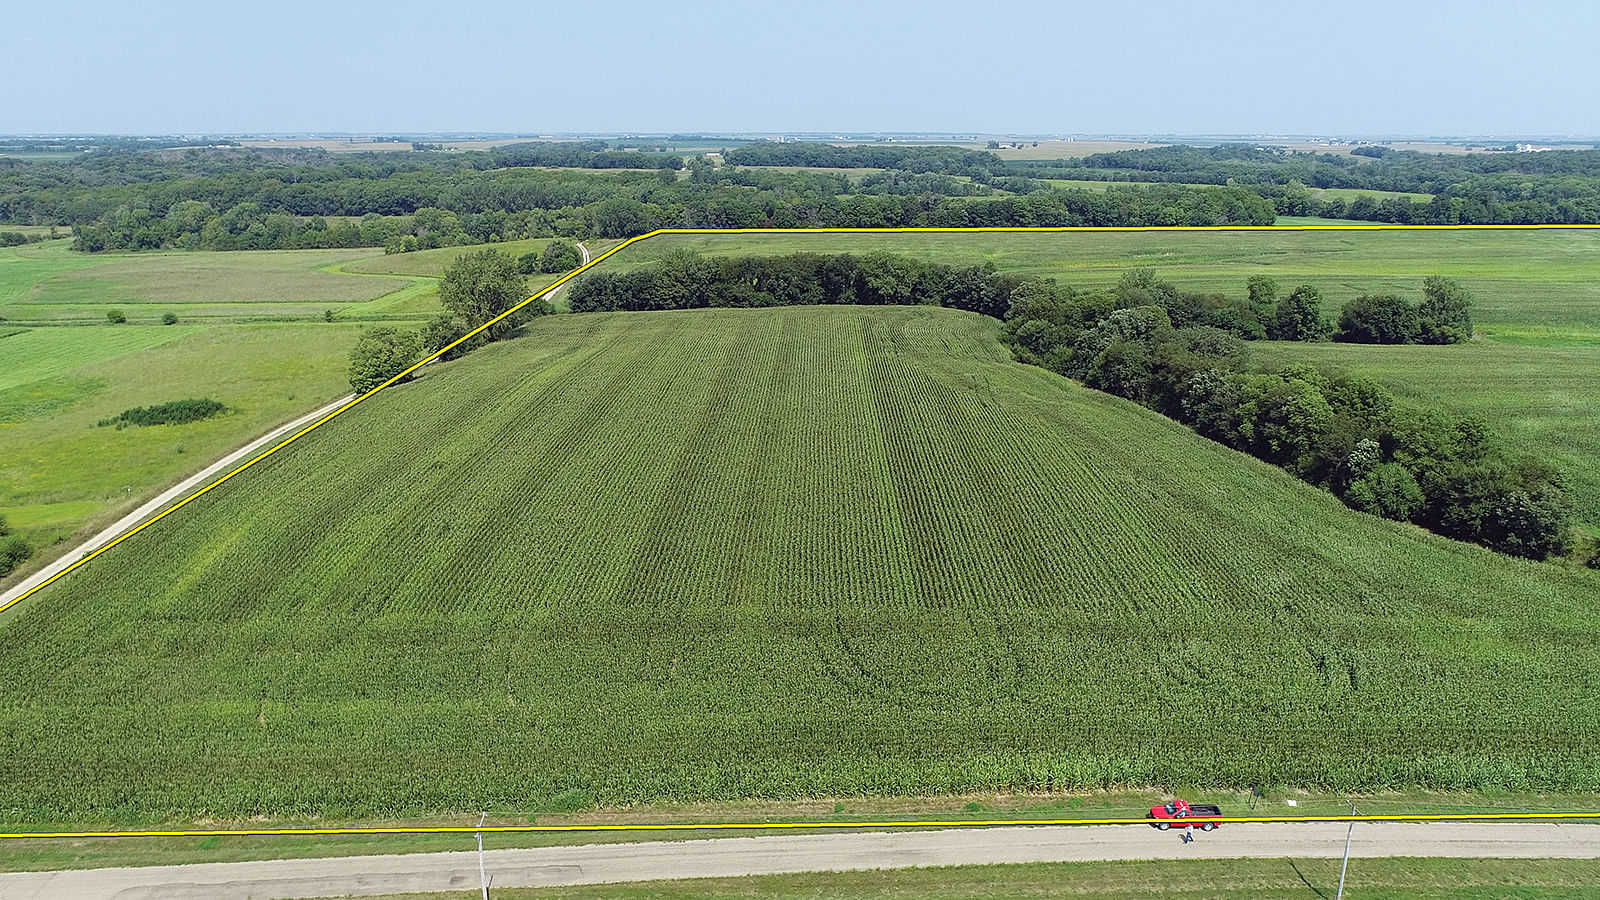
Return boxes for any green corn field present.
[1,305,1597,823]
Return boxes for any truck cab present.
[1148,799,1222,830]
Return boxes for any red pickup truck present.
[1147,799,1222,831]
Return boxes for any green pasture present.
[2,306,1596,823]
[0,324,364,562]
[0,225,69,238]
[0,243,434,324]
[340,238,558,278]
[614,228,1600,337]
[1310,186,1435,203]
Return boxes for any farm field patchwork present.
[1,306,1596,823]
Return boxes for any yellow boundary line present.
[3,221,1597,617]
[3,223,1600,838]
[4,811,1600,840]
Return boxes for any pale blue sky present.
[7,0,1597,137]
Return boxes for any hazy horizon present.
[8,0,1598,137]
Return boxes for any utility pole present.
[476,811,489,900]
[1336,801,1357,900]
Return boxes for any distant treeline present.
[729,141,1600,224]
[572,251,1573,562]
[8,147,1271,252]
[722,143,1003,176]
[11,139,1600,253]
[1007,144,1600,224]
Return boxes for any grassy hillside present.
[612,229,1600,342]
[2,306,1596,822]
[606,229,1600,530]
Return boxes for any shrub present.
[0,535,31,578]
[1269,285,1331,341]
[161,312,179,325]
[106,310,127,324]
[348,327,424,394]
[98,399,227,429]
[537,240,583,273]
[1336,294,1419,344]
[1345,462,1425,521]
[1417,275,1474,344]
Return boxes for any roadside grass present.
[2,787,1596,873]
[358,858,1600,899]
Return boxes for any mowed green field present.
[0,241,434,324]
[2,306,1596,822]
[0,324,366,555]
[610,228,1600,527]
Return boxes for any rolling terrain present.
[608,228,1600,529]
[1,305,1596,822]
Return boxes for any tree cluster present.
[348,249,551,393]
[569,250,1025,318]
[1335,277,1474,344]
[1001,273,1567,560]
[0,515,30,580]
[517,239,582,274]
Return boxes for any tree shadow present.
[1288,859,1331,899]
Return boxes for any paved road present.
[2,823,1596,900]
[0,394,355,612]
